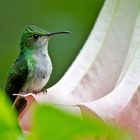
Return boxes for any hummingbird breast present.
[22,49,52,93]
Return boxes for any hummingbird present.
[5,25,70,114]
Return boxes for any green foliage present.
[0,90,23,140]
[28,105,132,140]
[0,90,132,140]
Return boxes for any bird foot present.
[43,89,47,94]
[34,89,47,94]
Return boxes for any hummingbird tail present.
[13,96,27,114]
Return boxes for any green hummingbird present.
[5,25,70,114]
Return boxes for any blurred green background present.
[0,0,104,89]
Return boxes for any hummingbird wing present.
[5,54,28,103]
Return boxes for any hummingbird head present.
[20,25,70,50]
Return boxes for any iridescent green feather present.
[5,48,36,102]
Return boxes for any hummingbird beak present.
[45,31,71,37]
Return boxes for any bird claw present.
[43,89,47,94]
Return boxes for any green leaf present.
[28,105,132,140]
[0,90,23,140]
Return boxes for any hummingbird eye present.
[33,34,40,39]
